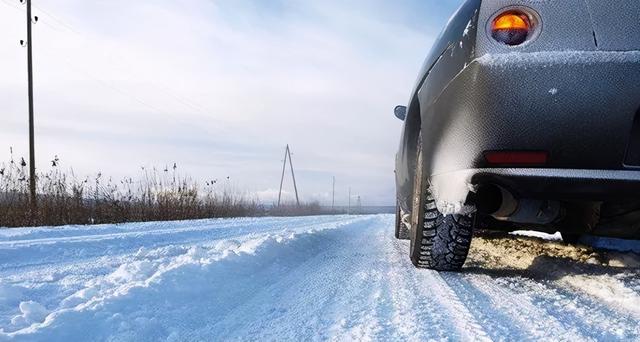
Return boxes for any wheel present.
[409,132,474,271]
[561,232,582,244]
[395,201,410,240]
[593,201,640,239]
[558,202,599,244]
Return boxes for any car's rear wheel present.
[561,232,582,244]
[409,132,474,271]
[558,202,600,244]
[395,201,410,240]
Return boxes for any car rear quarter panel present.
[395,0,481,213]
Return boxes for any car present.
[393,0,640,271]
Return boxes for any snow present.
[10,302,48,329]
[476,50,640,68]
[463,19,473,37]
[512,230,562,241]
[0,215,639,341]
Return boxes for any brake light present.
[484,151,548,166]
[491,11,531,46]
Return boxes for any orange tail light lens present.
[491,11,531,46]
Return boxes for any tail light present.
[491,11,532,46]
[484,151,548,166]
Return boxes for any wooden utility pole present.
[25,0,37,218]
[287,146,300,206]
[277,145,300,207]
[331,176,335,211]
[277,146,288,207]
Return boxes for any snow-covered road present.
[1,215,639,341]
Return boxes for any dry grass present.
[268,201,324,216]
[0,149,328,227]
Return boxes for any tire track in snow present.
[389,240,460,341]
[190,216,391,341]
[463,274,587,341]
[384,240,429,341]
[416,271,492,342]
[389,238,493,341]
[438,273,531,341]
[497,275,640,340]
[2,215,640,341]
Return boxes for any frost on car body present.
[393,0,640,271]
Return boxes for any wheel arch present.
[396,95,422,215]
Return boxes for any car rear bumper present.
[420,50,640,178]
[419,50,640,184]
[416,50,640,213]
[429,168,640,215]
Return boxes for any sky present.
[0,0,463,206]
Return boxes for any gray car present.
[394,0,640,271]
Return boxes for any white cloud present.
[0,0,462,206]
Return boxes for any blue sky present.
[0,0,463,206]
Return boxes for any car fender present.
[396,0,482,214]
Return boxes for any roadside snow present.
[0,216,639,341]
[10,302,48,329]
[512,230,562,241]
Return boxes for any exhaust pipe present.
[475,184,560,225]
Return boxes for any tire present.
[409,132,474,271]
[395,201,410,240]
[558,202,599,244]
[561,232,582,244]
[593,201,640,239]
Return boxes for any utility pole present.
[277,146,288,207]
[331,176,335,212]
[348,187,351,215]
[287,145,300,207]
[277,145,300,207]
[23,0,37,219]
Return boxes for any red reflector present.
[484,151,548,165]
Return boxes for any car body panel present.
[584,0,640,51]
[395,0,640,222]
[474,0,597,57]
[396,0,481,213]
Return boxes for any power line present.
[55,55,175,117]
[3,0,213,118]
[31,3,81,34]
[1,0,64,33]
[27,3,213,116]
[0,0,23,13]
